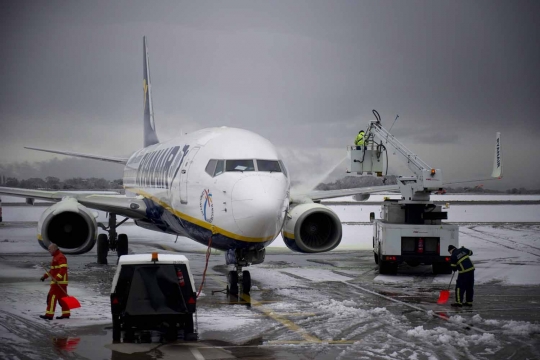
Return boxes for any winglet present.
[143,36,159,148]
[491,132,502,179]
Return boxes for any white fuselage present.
[122,127,290,251]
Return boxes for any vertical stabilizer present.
[143,36,159,147]
[491,132,502,178]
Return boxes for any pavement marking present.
[189,347,206,360]
[159,244,176,252]
[207,272,322,343]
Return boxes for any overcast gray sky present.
[1,0,539,189]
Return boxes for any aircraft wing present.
[24,146,129,164]
[0,187,147,219]
[294,184,399,202]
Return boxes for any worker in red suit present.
[40,243,71,320]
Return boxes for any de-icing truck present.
[348,112,458,275]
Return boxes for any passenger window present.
[225,159,255,172]
[257,160,282,173]
[278,160,288,177]
[205,160,217,177]
[214,160,224,176]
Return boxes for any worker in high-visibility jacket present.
[448,245,475,307]
[39,243,71,320]
[355,130,365,149]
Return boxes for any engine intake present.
[282,203,342,253]
[38,198,97,254]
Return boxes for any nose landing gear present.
[227,267,252,296]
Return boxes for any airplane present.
[0,37,501,295]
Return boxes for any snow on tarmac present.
[1,195,540,359]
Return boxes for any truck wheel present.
[378,245,387,274]
[374,252,379,265]
[117,234,128,257]
[432,263,440,274]
[97,234,108,265]
[165,325,178,342]
[112,315,121,342]
[183,314,197,341]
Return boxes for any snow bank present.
[406,325,497,347]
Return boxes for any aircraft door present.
[179,147,200,204]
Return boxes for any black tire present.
[124,329,134,343]
[184,315,197,342]
[117,234,128,257]
[379,261,388,274]
[97,234,109,265]
[242,270,251,294]
[374,252,379,265]
[378,245,387,274]
[112,315,121,343]
[165,325,178,342]
[228,271,239,295]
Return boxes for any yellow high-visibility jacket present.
[355,132,365,146]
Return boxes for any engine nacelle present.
[37,198,98,254]
[282,203,342,253]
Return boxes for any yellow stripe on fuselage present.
[283,231,295,240]
[126,187,277,243]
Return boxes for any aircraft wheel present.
[117,234,128,257]
[97,234,108,265]
[228,271,238,295]
[242,270,251,294]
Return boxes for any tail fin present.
[491,132,502,179]
[143,36,159,147]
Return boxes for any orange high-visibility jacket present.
[43,250,68,285]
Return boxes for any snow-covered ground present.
[1,196,539,359]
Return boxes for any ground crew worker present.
[448,245,475,307]
[39,243,71,320]
[355,130,365,149]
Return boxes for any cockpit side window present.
[278,160,288,177]
[256,160,282,173]
[225,159,255,172]
[214,160,225,176]
[205,159,217,177]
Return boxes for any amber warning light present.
[151,252,159,262]
[431,169,436,175]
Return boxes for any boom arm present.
[364,120,443,203]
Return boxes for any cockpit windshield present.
[205,159,287,177]
[257,160,282,173]
[226,160,255,172]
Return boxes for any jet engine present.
[282,203,342,253]
[37,198,98,254]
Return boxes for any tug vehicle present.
[110,253,198,342]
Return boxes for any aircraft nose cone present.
[231,175,288,239]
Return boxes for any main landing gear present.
[97,213,130,265]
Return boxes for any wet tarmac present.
[1,221,540,359]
